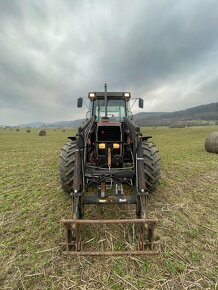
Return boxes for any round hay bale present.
[16,128,20,131]
[62,129,66,132]
[205,132,218,153]
[26,129,31,133]
[38,130,46,136]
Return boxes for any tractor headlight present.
[99,143,105,149]
[113,143,120,149]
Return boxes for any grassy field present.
[0,126,217,290]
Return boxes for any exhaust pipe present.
[104,83,107,117]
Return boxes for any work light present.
[88,92,96,100]
[123,92,131,101]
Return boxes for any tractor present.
[59,84,160,255]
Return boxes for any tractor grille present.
[97,125,121,142]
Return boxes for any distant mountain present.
[19,121,47,128]
[133,112,168,119]
[18,119,84,128]
[47,119,84,128]
[16,102,218,128]
[134,102,218,126]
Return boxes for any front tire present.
[142,141,160,193]
[59,140,76,193]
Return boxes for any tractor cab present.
[89,92,131,122]
[77,87,144,123]
[76,86,144,168]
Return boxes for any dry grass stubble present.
[0,127,217,289]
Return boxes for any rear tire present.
[142,141,160,193]
[59,140,76,193]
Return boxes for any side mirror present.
[139,98,144,108]
[77,97,83,108]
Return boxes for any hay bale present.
[205,132,218,153]
[26,129,31,133]
[38,130,46,136]
[16,128,20,131]
[62,129,66,132]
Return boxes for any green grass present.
[0,126,218,289]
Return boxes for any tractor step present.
[60,218,159,256]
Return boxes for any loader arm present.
[124,117,146,192]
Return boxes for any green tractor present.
[59,84,160,255]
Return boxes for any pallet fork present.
[60,193,159,256]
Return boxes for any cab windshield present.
[93,98,127,122]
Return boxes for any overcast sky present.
[0,0,218,125]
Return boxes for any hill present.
[18,119,84,129]
[134,102,218,127]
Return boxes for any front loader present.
[59,84,160,256]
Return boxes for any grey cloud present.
[0,0,218,125]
